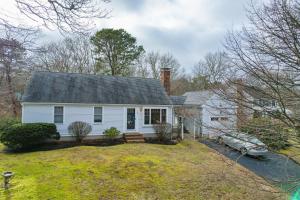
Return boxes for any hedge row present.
[0,123,60,150]
[0,117,20,136]
[240,118,290,150]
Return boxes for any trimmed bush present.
[0,117,20,136]
[0,123,60,150]
[103,127,120,139]
[68,121,92,143]
[240,118,290,150]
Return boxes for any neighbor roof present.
[243,85,276,99]
[170,96,186,105]
[183,90,215,105]
[22,72,172,105]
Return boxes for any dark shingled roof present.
[170,96,186,105]
[22,72,172,105]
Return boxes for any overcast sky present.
[0,0,253,73]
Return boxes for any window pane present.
[151,109,161,124]
[211,117,219,121]
[54,115,63,123]
[144,109,150,124]
[94,107,102,115]
[220,117,229,121]
[54,106,63,115]
[94,115,102,123]
[94,107,102,123]
[54,106,63,123]
[161,109,167,123]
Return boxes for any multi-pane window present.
[151,109,161,124]
[94,107,103,123]
[144,109,150,125]
[220,117,229,121]
[211,117,229,121]
[54,106,63,123]
[144,108,167,125]
[211,117,219,121]
[161,109,167,123]
[271,100,277,107]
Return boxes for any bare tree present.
[0,22,38,117]
[134,54,149,78]
[214,2,300,194]
[146,51,160,79]
[136,51,182,80]
[13,0,110,34]
[224,0,300,130]
[193,51,230,83]
[34,36,95,73]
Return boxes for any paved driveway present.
[201,140,300,195]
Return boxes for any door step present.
[124,133,145,143]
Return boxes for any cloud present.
[96,0,251,72]
[112,0,146,11]
[0,0,252,73]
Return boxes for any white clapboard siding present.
[22,103,173,136]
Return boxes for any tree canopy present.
[91,28,144,76]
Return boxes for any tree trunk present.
[5,68,18,117]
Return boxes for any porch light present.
[2,171,14,189]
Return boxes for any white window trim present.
[93,106,103,124]
[54,106,64,124]
[143,107,167,126]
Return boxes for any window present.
[144,109,150,124]
[144,108,167,125]
[94,107,103,123]
[211,117,219,121]
[151,109,161,124]
[162,109,167,123]
[220,117,229,121]
[54,106,63,123]
[271,100,276,107]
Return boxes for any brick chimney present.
[160,68,171,95]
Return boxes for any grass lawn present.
[0,141,284,200]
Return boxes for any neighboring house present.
[178,90,237,138]
[21,71,173,140]
[245,86,292,117]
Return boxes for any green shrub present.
[0,117,20,136]
[103,127,120,139]
[240,118,290,150]
[68,121,92,143]
[0,123,60,150]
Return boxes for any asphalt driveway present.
[201,140,300,194]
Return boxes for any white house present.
[21,71,173,140]
[172,90,237,138]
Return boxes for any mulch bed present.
[3,138,125,153]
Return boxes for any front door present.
[127,108,135,130]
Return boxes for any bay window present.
[144,108,167,125]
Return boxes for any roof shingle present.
[22,72,172,105]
